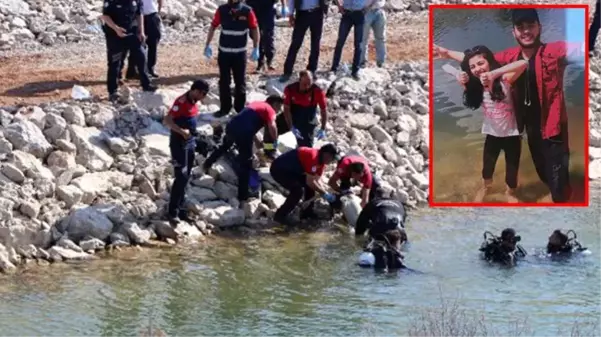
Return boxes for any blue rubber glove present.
[323,193,336,203]
[251,47,260,61]
[281,6,289,17]
[204,46,213,59]
[291,127,303,139]
[316,128,326,140]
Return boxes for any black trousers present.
[481,135,522,189]
[590,0,601,52]
[120,13,162,77]
[270,160,315,219]
[168,144,195,217]
[256,9,275,65]
[331,10,365,75]
[105,30,151,95]
[283,9,324,75]
[218,52,247,115]
[204,128,254,201]
[541,132,571,203]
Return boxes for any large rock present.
[10,150,54,181]
[200,204,245,227]
[349,113,380,130]
[62,206,115,242]
[69,125,114,171]
[4,120,53,158]
[71,171,133,204]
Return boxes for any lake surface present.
[431,8,587,203]
[1,188,599,336]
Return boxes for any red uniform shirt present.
[211,7,258,29]
[284,84,327,111]
[335,155,373,188]
[168,94,199,118]
[297,147,325,176]
[246,101,276,124]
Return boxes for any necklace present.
[524,63,532,106]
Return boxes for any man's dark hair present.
[511,8,539,26]
[349,162,365,175]
[191,79,210,93]
[319,143,340,159]
[266,95,284,106]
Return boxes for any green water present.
[0,189,599,336]
[432,8,587,203]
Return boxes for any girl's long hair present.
[461,45,506,110]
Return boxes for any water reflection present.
[431,8,586,203]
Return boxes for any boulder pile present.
[0,65,432,272]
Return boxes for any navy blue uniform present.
[211,4,259,116]
[204,102,276,201]
[167,94,199,219]
[102,0,152,96]
[246,0,276,67]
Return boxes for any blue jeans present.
[360,8,386,65]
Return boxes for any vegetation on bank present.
[405,295,599,337]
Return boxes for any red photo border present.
[428,4,590,208]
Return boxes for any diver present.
[355,193,409,271]
[546,229,588,255]
[479,228,527,266]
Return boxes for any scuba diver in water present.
[546,229,588,255]
[479,228,527,266]
[355,194,409,271]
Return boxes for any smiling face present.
[468,54,490,77]
[513,21,541,48]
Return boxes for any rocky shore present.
[0,0,599,273]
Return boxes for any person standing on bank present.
[247,0,288,72]
[162,80,210,225]
[359,0,385,68]
[101,0,156,102]
[202,95,283,204]
[279,0,329,82]
[120,0,164,79]
[330,0,367,80]
[205,0,261,118]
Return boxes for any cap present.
[511,8,539,25]
[191,79,210,93]
[319,143,340,160]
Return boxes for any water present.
[431,8,587,203]
[1,189,599,336]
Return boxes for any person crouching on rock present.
[479,228,526,266]
[269,144,339,225]
[458,46,528,203]
[202,95,284,204]
[328,154,381,208]
[162,80,210,226]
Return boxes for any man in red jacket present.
[434,8,585,203]
[328,154,381,207]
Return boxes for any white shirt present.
[141,0,158,15]
[481,81,520,137]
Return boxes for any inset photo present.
[429,5,589,206]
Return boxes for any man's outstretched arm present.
[433,43,465,62]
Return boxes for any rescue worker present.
[101,0,156,102]
[280,0,329,82]
[120,0,164,79]
[162,80,210,225]
[202,95,284,203]
[264,70,327,153]
[269,144,339,224]
[355,196,407,241]
[328,154,381,207]
[204,0,261,117]
[330,0,368,80]
[246,0,288,72]
[546,229,587,255]
[479,228,526,266]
